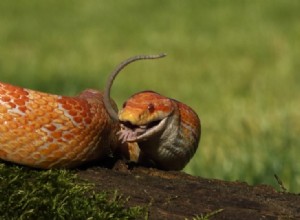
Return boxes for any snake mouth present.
[117,117,168,143]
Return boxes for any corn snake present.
[0,54,201,170]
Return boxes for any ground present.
[77,161,300,220]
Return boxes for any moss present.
[0,163,145,220]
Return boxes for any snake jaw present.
[118,117,168,143]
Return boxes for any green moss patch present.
[0,163,145,220]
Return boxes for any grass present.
[0,164,145,219]
[0,0,299,194]
[186,209,224,220]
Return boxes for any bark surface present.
[77,162,300,220]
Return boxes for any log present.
[77,162,300,220]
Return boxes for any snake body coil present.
[0,54,201,170]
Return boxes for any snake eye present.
[147,103,155,113]
[122,101,127,108]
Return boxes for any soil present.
[77,161,300,220]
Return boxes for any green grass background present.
[0,1,299,193]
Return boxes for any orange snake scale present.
[0,83,118,168]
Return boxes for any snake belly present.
[0,82,119,169]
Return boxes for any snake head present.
[118,91,174,143]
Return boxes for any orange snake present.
[0,54,201,170]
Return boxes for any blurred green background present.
[0,1,299,192]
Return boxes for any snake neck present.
[77,89,121,160]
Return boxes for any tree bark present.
[77,163,300,220]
